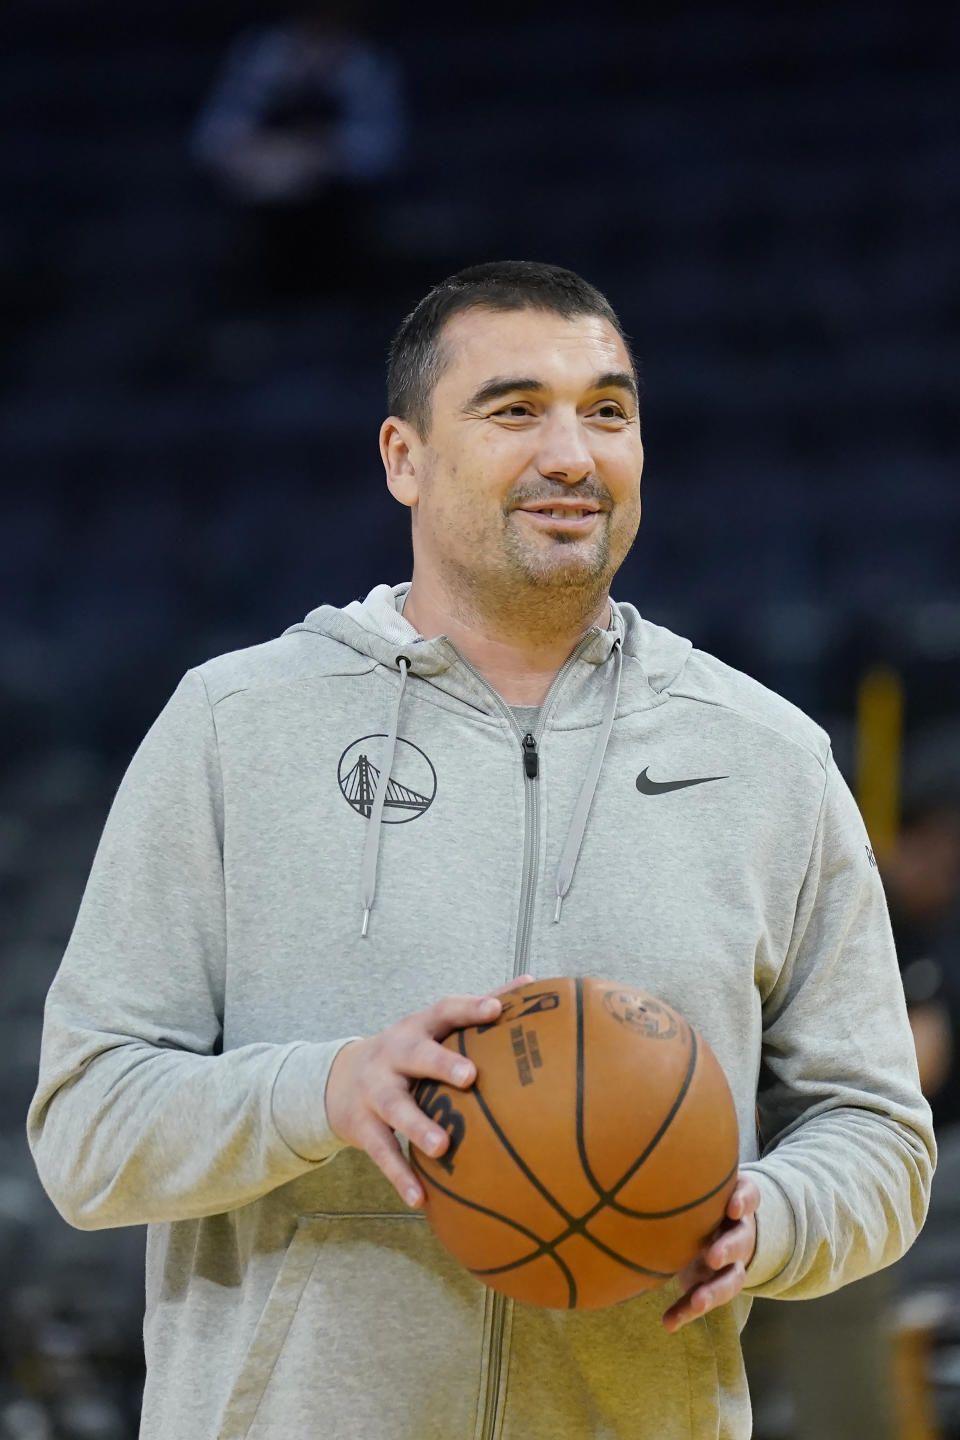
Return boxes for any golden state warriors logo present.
[337,735,437,824]
[603,990,680,1041]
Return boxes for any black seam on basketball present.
[468,1218,673,1284]
[524,1191,676,1277]
[604,1027,700,1206]
[454,1021,667,1290]
[412,1150,580,1307]
[417,1008,714,1303]
[488,1022,703,1275]
[575,977,606,1200]
[414,1122,667,1294]
[576,1014,701,1212]
[571,1227,674,1278]
[457,1029,576,1227]
[607,1159,739,1220]
[470,1248,579,1309]
[410,1150,546,1250]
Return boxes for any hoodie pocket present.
[218,1210,487,1440]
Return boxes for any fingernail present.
[480,998,499,1016]
[452,1062,471,1084]
[428,1131,445,1155]
[405,1186,421,1206]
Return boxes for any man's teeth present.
[536,508,592,518]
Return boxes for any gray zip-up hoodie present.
[29,583,934,1440]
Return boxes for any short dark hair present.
[387,260,635,438]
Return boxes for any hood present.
[288,582,693,701]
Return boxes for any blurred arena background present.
[1,1,959,1436]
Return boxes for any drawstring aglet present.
[361,907,370,939]
[554,895,563,924]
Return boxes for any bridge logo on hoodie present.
[337,734,437,823]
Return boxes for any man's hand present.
[661,1174,760,1332]
[325,976,534,1208]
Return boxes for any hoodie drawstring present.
[359,656,410,937]
[360,639,623,936]
[553,638,623,923]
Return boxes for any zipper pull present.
[521,732,539,779]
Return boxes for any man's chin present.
[512,541,611,589]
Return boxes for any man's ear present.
[380,417,422,508]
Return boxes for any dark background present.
[1,2,958,1435]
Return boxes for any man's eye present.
[593,403,626,419]
[495,403,533,418]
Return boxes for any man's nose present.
[536,412,595,485]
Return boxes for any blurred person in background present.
[886,782,960,1291]
[192,1,405,303]
[744,780,960,1440]
[887,786,960,1113]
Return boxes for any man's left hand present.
[661,1174,760,1332]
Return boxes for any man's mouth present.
[516,498,605,516]
[521,506,600,519]
[513,510,602,541]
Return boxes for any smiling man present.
[29,261,934,1440]
[381,304,643,707]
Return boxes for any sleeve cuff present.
[270,1039,360,1162]
[739,1164,797,1290]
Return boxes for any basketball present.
[411,976,739,1310]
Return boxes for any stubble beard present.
[441,509,630,641]
[414,449,641,640]
[506,513,611,588]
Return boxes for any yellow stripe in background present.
[855,665,904,859]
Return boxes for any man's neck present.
[402,578,610,706]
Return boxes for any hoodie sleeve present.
[27,671,353,1231]
[742,749,936,1297]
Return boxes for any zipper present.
[513,739,541,978]
[441,630,595,977]
[473,1282,515,1440]
[442,631,597,1440]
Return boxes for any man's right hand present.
[324,977,533,1207]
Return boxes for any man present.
[29,261,934,1439]
[191,3,405,303]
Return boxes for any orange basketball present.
[411,976,739,1310]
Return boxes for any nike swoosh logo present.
[636,768,728,796]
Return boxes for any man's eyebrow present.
[463,371,639,413]
[462,377,545,411]
[591,370,639,402]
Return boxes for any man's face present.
[391,306,644,606]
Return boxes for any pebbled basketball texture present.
[411,976,739,1310]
